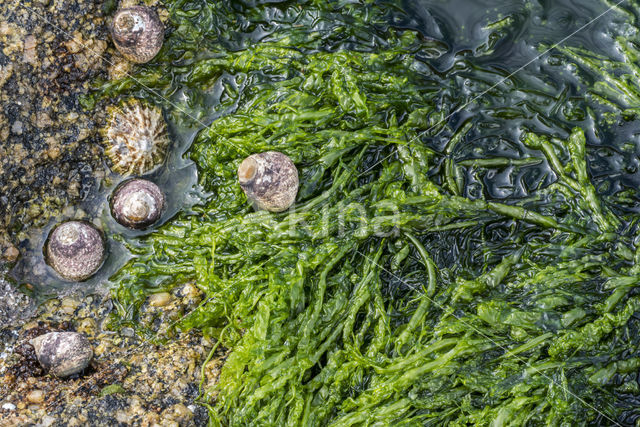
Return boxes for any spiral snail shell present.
[30,332,93,378]
[110,179,165,229]
[45,221,105,281]
[238,151,299,212]
[110,6,164,64]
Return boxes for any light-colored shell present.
[238,151,299,212]
[105,100,169,176]
[30,332,93,378]
[111,178,165,229]
[110,6,164,64]
[45,221,105,281]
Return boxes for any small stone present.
[35,112,53,129]
[181,282,201,299]
[11,120,23,135]
[26,390,44,404]
[29,332,93,377]
[60,297,79,315]
[2,403,16,411]
[23,35,38,65]
[149,292,171,307]
[3,244,19,262]
[115,410,132,424]
[121,327,135,338]
[161,403,193,424]
[46,145,60,160]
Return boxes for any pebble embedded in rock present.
[26,389,45,404]
[149,292,171,307]
[11,120,23,135]
[2,402,16,411]
[29,332,93,378]
[3,244,19,262]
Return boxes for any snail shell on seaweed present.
[105,100,169,176]
[110,6,164,64]
[111,178,166,229]
[30,332,93,378]
[238,151,299,212]
[45,221,105,281]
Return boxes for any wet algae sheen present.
[91,0,640,424]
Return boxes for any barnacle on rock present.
[104,100,169,176]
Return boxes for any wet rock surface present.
[0,283,226,425]
[0,266,35,326]
[0,0,221,423]
[0,0,112,253]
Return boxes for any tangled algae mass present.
[91,0,640,425]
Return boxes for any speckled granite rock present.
[0,0,114,254]
[0,0,224,423]
[0,283,226,425]
[0,266,34,326]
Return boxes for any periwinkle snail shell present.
[238,151,299,212]
[30,332,93,378]
[110,179,166,229]
[110,6,164,64]
[45,221,105,282]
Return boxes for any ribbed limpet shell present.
[104,100,169,176]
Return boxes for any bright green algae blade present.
[92,0,640,425]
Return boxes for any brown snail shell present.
[110,6,164,64]
[238,151,299,212]
[111,179,165,229]
[45,221,105,281]
[30,332,93,378]
[104,99,169,176]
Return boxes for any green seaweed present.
[556,26,640,120]
[97,0,640,425]
[99,384,127,397]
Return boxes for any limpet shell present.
[104,100,169,176]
